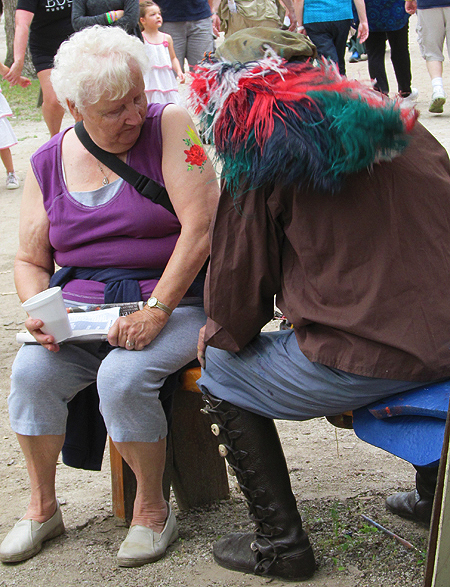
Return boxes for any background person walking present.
[406,0,450,112]
[364,0,417,100]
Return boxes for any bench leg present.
[170,387,229,510]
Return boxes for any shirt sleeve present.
[71,0,108,31]
[16,0,39,14]
[204,183,283,351]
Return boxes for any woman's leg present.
[365,31,389,94]
[97,305,205,531]
[17,434,65,522]
[387,24,412,95]
[8,343,103,518]
[36,69,65,136]
[1,343,102,561]
[113,439,167,531]
[332,19,352,77]
[0,148,14,173]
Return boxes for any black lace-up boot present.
[385,465,438,527]
[202,393,316,581]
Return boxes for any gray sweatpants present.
[9,305,206,443]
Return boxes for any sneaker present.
[6,172,19,190]
[349,51,360,63]
[429,87,446,113]
[402,87,419,105]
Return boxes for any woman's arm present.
[108,106,219,350]
[4,10,33,85]
[14,165,60,351]
[353,0,369,43]
[209,0,221,35]
[167,35,185,82]
[111,0,138,32]
[279,0,297,31]
[292,0,306,33]
[71,0,118,30]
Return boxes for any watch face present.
[148,297,157,307]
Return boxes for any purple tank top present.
[31,103,182,304]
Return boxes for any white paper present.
[16,308,120,344]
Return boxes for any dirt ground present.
[0,18,449,587]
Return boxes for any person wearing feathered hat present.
[191,28,450,581]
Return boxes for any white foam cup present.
[22,286,72,343]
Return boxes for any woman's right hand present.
[25,317,60,352]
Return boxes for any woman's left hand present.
[107,307,169,351]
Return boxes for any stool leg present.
[171,388,229,510]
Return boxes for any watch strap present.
[147,297,172,316]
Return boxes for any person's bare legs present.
[16,433,65,522]
[426,59,443,80]
[37,69,65,137]
[426,60,446,112]
[113,438,167,532]
[0,148,14,174]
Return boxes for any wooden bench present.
[110,366,230,524]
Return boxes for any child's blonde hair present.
[139,1,159,30]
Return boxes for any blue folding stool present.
[352,381,450,467]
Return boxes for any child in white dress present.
[0,63,30,189]
[139,1,185,105]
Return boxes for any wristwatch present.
[146,296,172,316]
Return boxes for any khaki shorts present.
[417,6,450,62]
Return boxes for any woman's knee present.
[97,360,163,411]
[11,351,49,397]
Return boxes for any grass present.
[0,78,43,122]
[304,498,429,578]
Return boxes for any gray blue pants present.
[9,305,206,443]
[198,330,431,420]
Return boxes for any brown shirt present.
[204,123,450,382]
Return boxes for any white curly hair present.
[51,25,149,112]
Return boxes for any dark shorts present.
[30,51,55,73]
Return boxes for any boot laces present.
[252,535,291,576]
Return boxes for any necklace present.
[96,160,111,186]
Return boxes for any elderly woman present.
[0,26,218,567]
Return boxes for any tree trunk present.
[3,0,36,77]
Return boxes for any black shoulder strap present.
[74,121,176,216]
